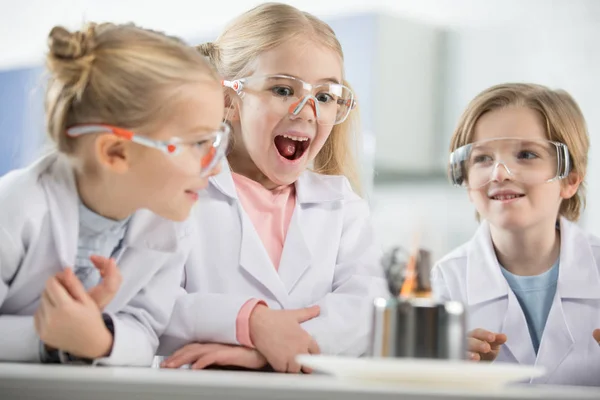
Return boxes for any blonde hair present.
[197,2,362,192]
[450,83,589,221]
[46,22,219,153]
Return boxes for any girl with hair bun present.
[0,22,229,366]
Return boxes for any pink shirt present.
[231,172,296,347]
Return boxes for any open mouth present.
[489,193,525,201]
[274,134,311,161]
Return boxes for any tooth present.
[492,194,521,200]
[282,135,308,142]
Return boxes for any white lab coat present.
[0,152,192,366]
[432,217,600,386]
[159,165,390,356]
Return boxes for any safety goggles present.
[449,137,570,189]
[222,74,356,126]
[66,122,230,177]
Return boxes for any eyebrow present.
[272,73,341,85]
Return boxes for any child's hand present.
[467,328,507,361]
[34,269,113,359]
[85,255,122,310]
[249,304,320,373]
[161,343,267,370]
[593,329,600,344]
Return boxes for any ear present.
[560,171,582,200]
[93,134,131,174]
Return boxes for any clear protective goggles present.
[66,122,230,177]
[448,137,571,189]
[222,74,357,126]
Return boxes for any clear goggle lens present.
[448,137,570,189]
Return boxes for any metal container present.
[371,297,466,360]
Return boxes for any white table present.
[1,363,599,400]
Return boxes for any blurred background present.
[1,0,599,262]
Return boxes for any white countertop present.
[1,363,599,400]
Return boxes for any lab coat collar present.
[466,221,509,306]
[210,162,345,204]
[466,217,600,306]
[556,217,600,300]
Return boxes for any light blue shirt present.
[40,201,130,362]
[75,201,130,289]
[501,259,559,354]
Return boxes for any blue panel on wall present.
[327,13,377,135]
[0,66,45,176]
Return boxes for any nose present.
[491,161,512,182]
[288,96,318,122]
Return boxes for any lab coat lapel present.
[277,171,344,294]
[532,293,574,382]
[106,210,184,311]
[277,207,311,294]
[238,204,289,306]
[40,153,79,268]
[466,221,510,305]
[532,218,599,382]
[467,221,536,365]
[501,290,537,366]
[211,165,290,305]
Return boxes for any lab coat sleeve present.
[157,292,253,356]
[300,198,391,356]
[0,225,42,362]
[92,252,185,367]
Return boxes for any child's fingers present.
[466,351,481,361]
[89,255,110,273]
[308,338,320,355]
[45,276,74,306]
[204,348,267,370]
[163,344,210,368]
[494,333,508,344]
[88,257,122,309]
[469,328,496,343]
[289,305,320,323]
[59,268,92,305]
[489,334,508,350]
[90,256,122,289]
[467,336,491,354]
[191,353,219,370]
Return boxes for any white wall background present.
[372,13,443,174]
[3,0,598,70]
[372,16,600,260]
